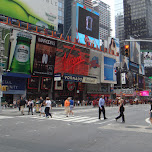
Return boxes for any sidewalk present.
[0,105,94,116]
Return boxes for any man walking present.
[64,97,70,117]
[20,97,26,115]
[99,95,107,120]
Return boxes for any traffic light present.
[125,45,129,57]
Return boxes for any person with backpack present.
[115,99,125,123]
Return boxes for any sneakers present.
[104,117,108,120]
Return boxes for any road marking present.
[99,124,152,134]
[0,116,13,119]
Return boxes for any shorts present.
[70,105,74,111]
[41,107,45,113]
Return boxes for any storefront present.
[2,76,26,104]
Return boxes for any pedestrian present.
[69,97,74,116]
[64,97,70,117]
[78,100,80,106]
[45,97,52,118]
[20,97,26,115]
[39,97,45,117]
[115,99,125,123]
[149,101,152,124]
[17,99,20,111]
[98,95,107,120]
[28,99,34,115]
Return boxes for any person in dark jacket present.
[115,99,125,123]
[20,97,26,115]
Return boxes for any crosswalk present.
[28,114,103,124]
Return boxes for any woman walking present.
[28,99,34,115]
[115,99,125,123]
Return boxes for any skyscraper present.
[123,0,152,50]
[83,0,93,8]
[92,0,111,40]
[58,0,64,34]
[115,0,124,42]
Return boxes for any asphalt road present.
[0,104,152,152]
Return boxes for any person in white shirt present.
[28,99,34,115]
[45,97,52,118]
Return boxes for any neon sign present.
[55,42,90,75]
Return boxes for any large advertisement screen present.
[76,3,99,48]
[8,29,36,75]
[104,56,116,82]
[108,37,120,56]
[55,42,90,76]
[33,36,57,76]
[0,0,58,30]
[89,49,101,82]
[130,37,141,64]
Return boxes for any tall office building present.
[58,0,64,34]
[92,0,111,40]
[115,0,124,42]
[84,0,93,8]
[64,0,83,37]
[124,0,152,50]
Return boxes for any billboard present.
[33,36,57,76]
[108,37,120,56]
[102,56,117,83]
[8,29,36,75]
[55,42,90,76]
[0,0,58,30]
[130,37,141,64]
[89,49,101,83]
[140,91,149,96]
[76,3,99,48]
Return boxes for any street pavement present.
[0,104,152,152]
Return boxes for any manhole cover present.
[125,126,140,129]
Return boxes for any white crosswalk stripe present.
[0,116,14,119]
[28,114,101,124]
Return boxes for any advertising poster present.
[28,76,39,90]
[2,76,26,94]
[55,80,63,91]
[55,42,90,76]
[76,3,100,48]
[130,37,141,64]
[33,36,57,76]
[8,29,36,75]
[129,61,139,74]
[122,56,129,72]
[0,0,58,30]
[89,49,101,82]
[41,77,52,90]
[108,37,120,56]
[139,64,145,75]
[104,56,116,82]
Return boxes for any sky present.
[93,0,115,36]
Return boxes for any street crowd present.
[2,95,152,124]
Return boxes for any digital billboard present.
[104,56,116,82]
[8,29,36,75]
[140,91,149,96]
[130,37,141,64]
[55,42,90,76]
[33,36,57,76]
[76,3,99,48]
[0,0,58,30]
[89,49,101,83]
[108,37,120,56]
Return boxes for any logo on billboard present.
[90,56,100,69]
[67,82,75,91]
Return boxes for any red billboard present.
[55,42,90,76]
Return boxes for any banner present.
[103,56,116,82]
[8,30,36,75]
[33,36,57,76]
[89,49,101,82]
[0,0,58,30]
